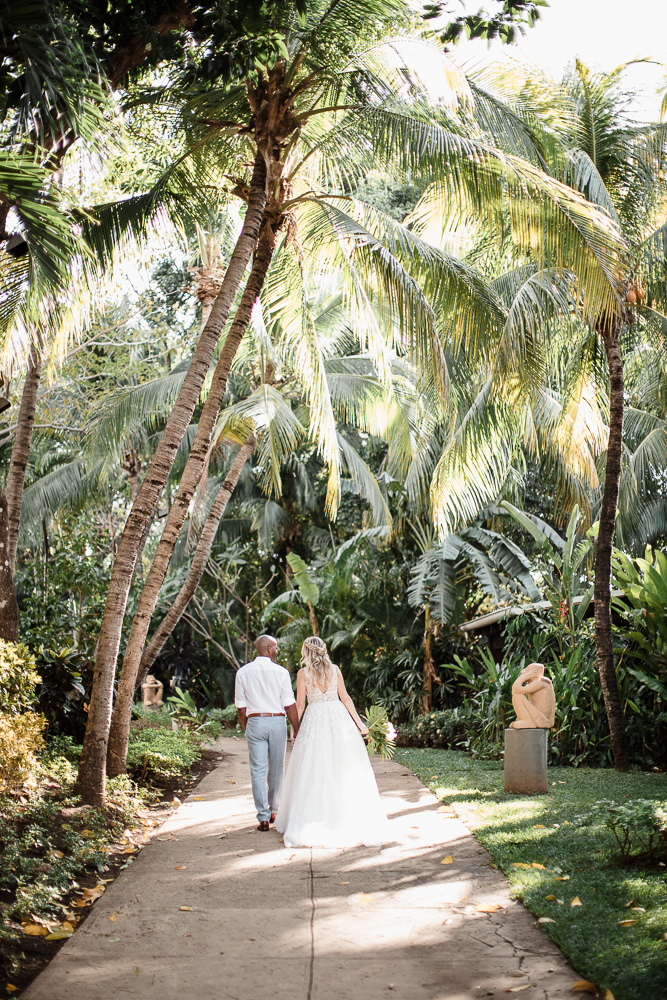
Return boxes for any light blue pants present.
[245,716,287,822]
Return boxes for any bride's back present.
[304,664,338,702]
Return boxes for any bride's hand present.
[359,725,369,737]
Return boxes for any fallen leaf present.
[507,985,532,992]
[537,917,556,924]
[475,904,498,913]
[6,986,18,992]
[338,882,350,885]
[45,930,73,940]
[630,907,646,912]
[617,919,636,927]
[531,863,546,870]
[603,992,615,1000]
[226,779,237,784]
[533,825,546,830]
[157,835,173,841]
[23,924,49,936]
[180,906,193,911]
[359,893,373,905]
[437,805,453,813]
[440,856,454,865]
[192,797,204,801]
[570,897,582,907]
[123,846,136,854]
[51,850,64,859]
[556,876,571,881]
[80,829,95,839]
[62,921,74,932]
[512,863,531,869]
[545,895,556,901]
[624,899,636,908]
[563,820,570,825]
[571,981,597,994]
[174,865,187,870]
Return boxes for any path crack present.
[307,847,315,1000]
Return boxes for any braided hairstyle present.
[300,636,335,692]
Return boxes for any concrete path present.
[24,738,577,1000]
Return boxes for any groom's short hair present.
[255,634,276,654]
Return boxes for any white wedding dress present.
[275,666,392,849]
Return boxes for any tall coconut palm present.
[78,3,626,801]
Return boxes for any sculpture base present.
[504,728,548,795]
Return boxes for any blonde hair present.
[300,636,335,692]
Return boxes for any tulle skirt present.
[275,700,392,849]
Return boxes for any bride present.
[275,636,392,849]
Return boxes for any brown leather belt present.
[247,712,285,718]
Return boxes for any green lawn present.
[400,748,667,1000]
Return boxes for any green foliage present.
[401,748,667,1000]
[363,705,396,759]
[614,546,667,678]
[395,707,468,748]
[285,552,319,607]
[35,645,91,740]
[0,735,149,954]
[126,727,201,782]
[0,712,46,790]
[0,640,40,714]
[596,799,667,865]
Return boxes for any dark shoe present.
[257,821,270,832]
[270,813,277,824]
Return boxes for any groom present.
[235,635,300,831]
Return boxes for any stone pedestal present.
[504,728,548,794]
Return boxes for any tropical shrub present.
[596,799,667,864]
[0,712,46,789]
[126,727,201,782]
[0,639,40,713]
[395,708,468,748]
[34,644,91,739]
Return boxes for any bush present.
[34,644,91,740]
[597,799,667,864]
[396,708,467,748]
[126,727,201,782]
[0,639,40,713]
[0,712,46,789]
[210,705,239,728]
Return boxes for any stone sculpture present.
[141,674,164,709]
[509,662,555,729]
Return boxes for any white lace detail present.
[305,666,339,703]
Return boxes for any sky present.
[453,0,667,120]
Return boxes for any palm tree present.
[78,4,627,800]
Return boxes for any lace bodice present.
[306,666,339,703]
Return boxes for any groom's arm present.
[285,702,299,737]
[237,707,248,731]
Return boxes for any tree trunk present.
[137,435,255,680]
[0,485,19,641]
[106,223,277,777]
[594,321,630,770]
[6,352,42,576]
[76,152,268,805]
[422,605,435,714]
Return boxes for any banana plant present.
[501,501,594,644]
[613,547,667,689]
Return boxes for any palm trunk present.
[105,223,277,777]
[136,435,255,680]
[0,484,19,641]
[422,604,435,714]
[594,321,629,770]
[76,153,268,805]
[6,352,42,576]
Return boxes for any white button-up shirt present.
[234,656,296,715]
